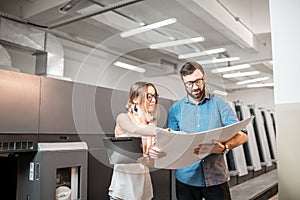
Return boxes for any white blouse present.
[108,133,154,200]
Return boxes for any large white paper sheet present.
[154,116,254,169]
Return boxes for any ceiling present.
[0,0,273,93]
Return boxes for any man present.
[167,62,248,200]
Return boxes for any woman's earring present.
[134,104,138,112]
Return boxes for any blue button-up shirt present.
[167,92,240,187]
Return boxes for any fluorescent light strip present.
[247,83,274,88]
[211,64,251,73]
[178,48,226,59]
[223,71,260,78]
[120,18,177,38]
[237,77,269,85]
[149,37,205,49]
[213,90,228,96]
[114,61,146,73]
[197,57,240,65]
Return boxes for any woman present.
[108,81,165,200]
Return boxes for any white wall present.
[227,88,275,110]
[270,0,300,105]
[270,0,300,199]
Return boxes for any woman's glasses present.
[146,93,159,102]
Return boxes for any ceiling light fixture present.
[223,71,260,78]
[59,0,81,14]
[120,18,177,38]
[178,48,226,59]
[247,83,274,88]
[114,61,146,73]
[211,64,251,73]
[236,77,269,85]
[149,36,205,49]
[197,57,240,65]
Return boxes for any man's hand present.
[194,140,225,155]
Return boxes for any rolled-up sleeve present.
[218,99,248,134]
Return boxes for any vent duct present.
[0,44,12,68]
[0,17,66,78]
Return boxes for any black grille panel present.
[0,141,35,152]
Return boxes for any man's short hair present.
[180,62,205,79]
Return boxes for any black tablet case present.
[103,137,143,165]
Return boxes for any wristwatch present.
[222,144,230,155]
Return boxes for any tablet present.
[103,137,143,165]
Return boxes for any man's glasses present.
[184,78,204,88]
[146,93,159,101]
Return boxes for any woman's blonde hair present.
[125,82,159,124]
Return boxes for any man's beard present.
[186,86,205,100]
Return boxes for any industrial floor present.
[230,169,278,200]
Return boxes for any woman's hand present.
[136,146,166,167]
[137,155,154,167]
[148,146,166,159]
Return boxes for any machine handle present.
[59,136,69,141]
